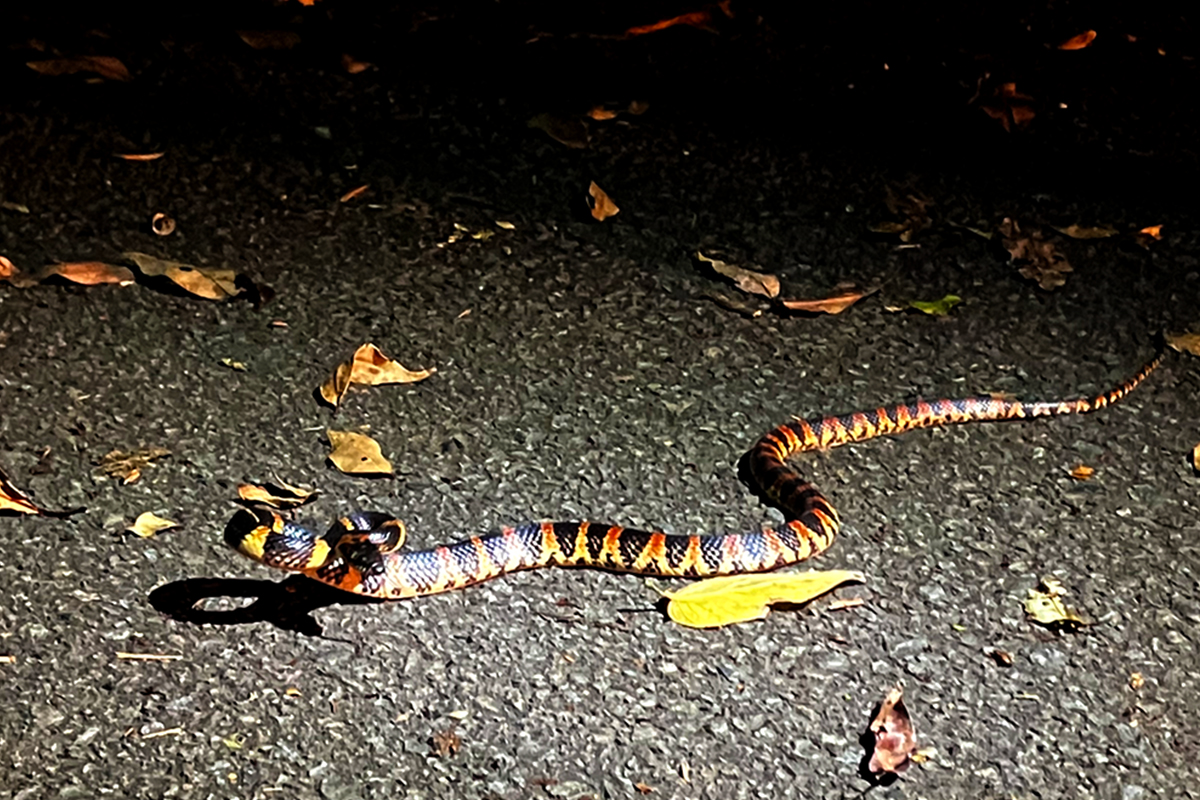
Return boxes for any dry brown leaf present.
[868,685,918,775]
[998,218,1072,290]
[988,648,1014,667]
[527,113,589,149]
[340,185,369,202]
[587,181,620,221]
[1069,464,1095,480]
[123,251,243,301]
[327,431,394,475]
[779,288,873,315]
[633,782,655,795]
[1059,30,1097,50]
[318,343,436,408]
[588,106,619,121]
[1,201,29,213]
[236,479,318,509]
[871,188,933,242]
[696,252,780,299]
[431,727,462,757]
[237,30,301,50]
[41,261,136,286]
[0,466,84,518]
[115,152,165,161]
[628,100,650,115]
[1193,442,1200,475]
[27,56,131,81]
[1053,224,1117,239]
[980,83,1035,131]
[151,213,176,236]
[626,7,720,36]
[93,447,171,484]
[1139,225,1163,239]
[126,512,179,538]
[341,54,371,74]
[1165,331,1200,356]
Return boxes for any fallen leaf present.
[318,343,436,408]
[1193,442,1199,475]
[327,430,393,475]
[123,251,244,301]
[633,782,655,795]
[696,252,780,299]
[868,685,917,775]
[779,288,874,315]
[870,188,933,242]
[115,152,165,161]
[430,727,461,757]
[340,185,369,202]
[341,54,371,74]
[587,181,620,221]
[1059,30,1097,50]
[664,570,865,628]
[588,106,619,121]
[627,100,650,115]
[27,56,131,81]
[2,201,30,213]
[1138,225,1163,239]
[988,648,1014,667]
[998,218,1072,289]
[980,83,1035,132]
[151,213,176,236]
[495,220,516,230]
[626,8,717,36]
[236,479,318,508]
[0,255,17,281]
[1069,464,1095,480]
[1024,577,1089,631]
[237,30,301,50]
[0,466,84,518]
[126,512,179,538]
[527,113,589,148]
[1165,331,1200,356]
[39,261,136,286]
[907,295,961,316]
[93,447,171,484]
[1053,224,1117,239]
[1129,672,1145,690]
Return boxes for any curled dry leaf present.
[779,287,874,315]
[342,54,371,74]
[587,182,620,221]
[868,685,918,775]
[696,252,780,299]
[327,430,394,475]
[340,185,369,203]
[2,201,30,213]
[527,113,589,149]
[27,56,131,81]
[126,512,179,538]
[151,213,176,236]
[1053,224,1117,239]
[123,251,244,301]
[1024,576,1089,631]
[1165,331,1200,356]
[1059,30,1097,50]
[318,343,436,408]
[115,152,165,161]
[998,218,1072,290]
[1069,464,1095,480]
[0,466,84,518]
[980,82,1035,132]
[237,479,318,509]
[665,570,865,628]
[43,261,136,286]
[626,6,725,36]
[237,30,301,50]
[430,727,462,757]
[93,447,171,484]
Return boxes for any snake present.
[224,350,1164,599]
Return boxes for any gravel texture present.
[1,3,1198,799]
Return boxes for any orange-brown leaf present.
[27,56,131,81]
[1165,331,1200,356]
[318,343,436,408]
[868,685,917,775]
[341,54,371,74]
[779,289,872,315]
[340,185,369,202]
[327,430,393,475]
[587,181,620,221]
[1069,464,1095,481]
[115,152,165,161]
[42,261,136,286]
[236,479,319,509]
[626,10,713,36]
[1059,30,1097,50]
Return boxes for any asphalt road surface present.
[1,3,1198,799]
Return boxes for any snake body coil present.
[225,352,1164,599]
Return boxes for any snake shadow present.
[149,575,381,637]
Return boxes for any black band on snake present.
[224,350,1165,599]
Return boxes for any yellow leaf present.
[587,181,620,221]
[318,343,436,408]
[327,430,393,475]
[665,570,865,628]
[1023,578,1089,630]
[126,512,179,538]
[237,479,318,508]
[1166,331,1200,356]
